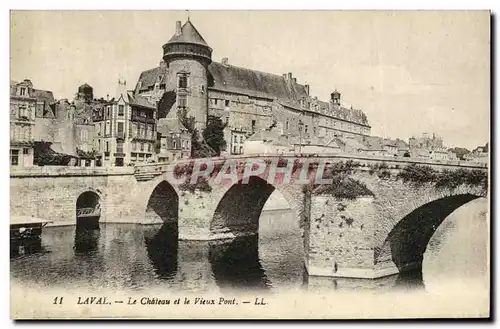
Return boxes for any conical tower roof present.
[166,20,210,48]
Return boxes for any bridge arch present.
[145,180,179,225]
[75,189,102,229]
[375,193,485,274]
[209,176,303,239]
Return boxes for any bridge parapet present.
[10,166,134,178]
[133,153,487,182]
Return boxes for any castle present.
[12,19,470,168]
[133,19,371,159]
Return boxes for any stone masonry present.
[10,155,488,279]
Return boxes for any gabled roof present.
[166,20,210,48]
[126,93,156,110]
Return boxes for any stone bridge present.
[10,154,488,279]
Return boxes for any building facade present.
[133,20,372,157]
[93,85,157,167]
[10,80,39,167]
[157,116,191,162]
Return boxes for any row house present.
[93,86,157,167]
[10,79,55,167]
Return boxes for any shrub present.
[313,176,374,200]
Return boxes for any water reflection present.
[10,236,43,258]
[144,223,178,280]
[395,270,425,291]
[74,227,100,255]
[9,203,488,295]
[209,235,271,292]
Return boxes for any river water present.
[10,198,488,297]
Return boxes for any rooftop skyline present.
[10,11,490,149]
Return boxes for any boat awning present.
[10,216,53,226]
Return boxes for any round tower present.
[162,19,212,131]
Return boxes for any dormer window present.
[20,87,26,96]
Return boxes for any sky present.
[10,10,490,149]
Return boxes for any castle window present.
[177,94,188,108]
[214,99,218,105]
[305,125,308,133]
[178,74,188,89]
[285,120,289,130]
[20,88,26,96]
[251,120,256,133]
[118,105,124,116]
[225,100,230,107]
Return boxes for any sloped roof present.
[411,148,432,158]
[135,66,168,93]
[324,137,342,148]
[33,89,55,103]
[336,137,367,151]
[127,93,156,110]
[208,62,308,103]
[157,105,188,136]
[363,136,385,151]
[166,20,210,48]
[395,139,409,150]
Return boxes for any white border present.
[2,1,498,327]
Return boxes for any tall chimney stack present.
[304,84,310,95]
[175,21,182,36]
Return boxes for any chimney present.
[221,57,229,65]
[282,73,287,79]
[175,21,182,36]
[287,72,293,80]
[292,78,297,84]
[304,84,310,95]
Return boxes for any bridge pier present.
[304,194,399,279]
[177,189,217,240]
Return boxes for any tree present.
[202,115,227,156]
[177,108,215,158]
[34,141,75,166]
